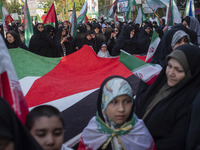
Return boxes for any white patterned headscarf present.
[101,78,133,118]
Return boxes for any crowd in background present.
[1,15,200,150]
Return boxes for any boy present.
[26,105,73,150]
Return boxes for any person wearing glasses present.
[29,23,57,57]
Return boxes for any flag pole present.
[152,9,162,25]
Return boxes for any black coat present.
[0,97,43,150]
[29,23,57,57]
[55,26,74,57]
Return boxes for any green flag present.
[23,0,33,47]
[125,0,137,21]
[77,0,87,26]
[119,50,161,85]
[70,2,77,37]
[166,0,174,27]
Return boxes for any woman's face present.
[61,29,67,37]
[37,24,44,32]
[182,20,189,28]
[30,116,64,150]
[86,34,92,40]
[130,29,135,38]
[6,33,14,44]
[173,36,189,50]
[166,58,186,87]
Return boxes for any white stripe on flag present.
[29,88,98,112]
[19,76,40,96]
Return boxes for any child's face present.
[101,46,107,52]
[105,95,132,125]
[30,116,64,150]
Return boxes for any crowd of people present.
[1,15,200,150]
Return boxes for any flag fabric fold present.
[146,0,166,10]
[70,2,77,37]
[119,50,162,85]
[184,0,195,17]
[145,30,161,63]
[105,0,118,22]
[10,45,146,144]
[77,0,88,26]
[24,45,134,107]
[24,0,33,47]
[0,2,14,36]
[0,35,29,124]
[135,5,142,25]
[43,3,58,30]
[125,0,137,21]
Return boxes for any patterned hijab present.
[101,77,133,125]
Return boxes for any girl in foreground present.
[78,76,155,150]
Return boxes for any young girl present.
[26,105,73,150]
[78,76,155,150]
[97,43,111,58]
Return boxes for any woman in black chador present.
[29,23,57,57]
[5,30,28,50]
[55,26,74,57]
[135,44,200,150]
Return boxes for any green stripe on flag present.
[9,48,61,80]
[119,50,146,71]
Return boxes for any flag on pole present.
[37,14,43,23]
[135,5,142,25]
[23,0,33,47]
[0,2,14,36]
[0,35,29,124]
[119,50,162,85]
[125,0,137,21]
[146,0,165,10]
[145,30,161,63]
[43,3,58,30]
[105,0,118,22]
[70,2,77,37]
[184,0,195,17]
[77,0,88,26]
[166,0,174,28]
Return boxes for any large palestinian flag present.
[9,46,146,147]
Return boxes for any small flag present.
[135,5,142,25]
[145,30,161,63]
[184,0,195,17]
[125,0,137,21]
[77,0,88,26]
[119,50,162,85]
[0,2,14,36]
[105,0,117,22]
[70,2,77,37]
[0,35,29,124]
[146,0,165,10]
[23,0,33,47]
[43,3,58,30]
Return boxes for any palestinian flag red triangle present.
[25,45,133,107]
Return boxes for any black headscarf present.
[72,25,87,50]
[80,30,98,53]
[150,28,180,67]
[174,23,198,46]
[0,97,43,150]
[29,23,57,57]
[54,26,74,57]
[135,44,200,150]
[5,30,28,50]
